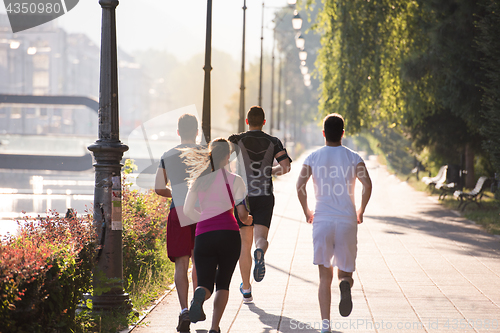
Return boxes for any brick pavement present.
[131,151,500,333]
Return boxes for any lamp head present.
[295,33,305,50]
[299,50,308,61]
[292,10,303,30]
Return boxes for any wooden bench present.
[436,180,458,200]
[453,176,490,211]
[435,164,462,200]
[422,165,447,189]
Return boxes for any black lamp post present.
[258,1,265,107]
[238,0,247,133]
[270,25,276,135]
[276,52,282,131]
[202,0,213,143]
[270,7,302,134]
[87,0,131,311]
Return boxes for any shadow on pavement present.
[246,303,341,333]
[266,263,317,287]
[366,211,500,257]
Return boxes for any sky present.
[1,0,296,63]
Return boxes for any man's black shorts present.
[236,194,275,229]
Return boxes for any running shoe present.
[208,328,221,333]
[239,283,253,303]
[189,288,206,323]
[253,248,266,282]
[176,310,190,332]
[339,280,353,317]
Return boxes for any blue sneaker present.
[240,283,253,303]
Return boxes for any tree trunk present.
[465,143,475,189]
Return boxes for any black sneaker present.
[253,249,266,282]
[176,310,190,332]
[189,288,206,323]
[339,280,353,317]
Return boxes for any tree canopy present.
[309,0,499,184]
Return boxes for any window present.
[32,54,49,70]
[33,71,49,90]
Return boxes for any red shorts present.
[167,206,196,262]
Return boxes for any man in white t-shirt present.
[296,113,372,331]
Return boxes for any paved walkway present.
[131,152,500,333]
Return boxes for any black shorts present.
[236,194,275,229]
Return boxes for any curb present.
[126,264,194,332]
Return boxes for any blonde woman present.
[182,138,252,333]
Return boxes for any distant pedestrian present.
[183,138,252,333]
[296,113,372,332]
[229,106,291,303]
[154,114,200,333]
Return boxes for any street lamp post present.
[284,98,292,147]
[202,0,213,143]
[238,0,247,133]
[271,7,302,134]
[270,26,276,135]
[277,53,282,131]
[87,0,131,312]
[258,1,264,107]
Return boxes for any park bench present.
[422,165,447,187]
[422,165,447,190]
[453,176,490,211]
[436,180,458,200]
[435,164,462,200]
[407,160,426,181]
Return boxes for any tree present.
[401,0,487,187]
[309,0,418,131]
[310,0,493,186]
[477,0,500,196]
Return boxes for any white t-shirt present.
[303,145,364,224]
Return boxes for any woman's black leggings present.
[194,230,241,294]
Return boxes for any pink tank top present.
[195,169,239,236]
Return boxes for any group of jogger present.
[155,107,372,333]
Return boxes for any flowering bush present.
[0,159,174,331]
[0,211,95,332]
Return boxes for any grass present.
[128,243,175,311]
[75,309,133,333]
[406,175,500,235]
[73,246,175,333]
[441,194,500,235]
